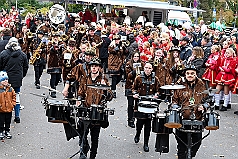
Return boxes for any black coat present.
[180,45,192,61]
[0,36,12,53]
[0,49,29,87]
[99,35,111,59]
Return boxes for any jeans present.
[50,73,61,88]
[111,74,121,90]
[135,118,152,144]
[13,87,20,117]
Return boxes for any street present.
[1,65,238,159]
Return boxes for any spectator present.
[0,28,12,52]
[0,71,16,140]
[0,37,29,123]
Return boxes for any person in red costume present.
[202,45,221,88]
[214,48,236,111]
[159,32,172,57]
[82,9,92,24]
[221,41,229,58]
[140,41,152,62]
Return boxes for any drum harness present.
[140,71,155,96]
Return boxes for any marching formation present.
[0,5,238,159]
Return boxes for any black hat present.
[180,36,190,42]
[184,64,198,72]
[88,27,95,31]
[89,57,102,66]
[36,30,44,35]
[169,46,181,52]
[85,48,96,56]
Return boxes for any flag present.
[193,0,198,8]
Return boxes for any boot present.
[128,119,135,128]
[143,143,149,152]
[134,135,140,143]
[219,91,224,104]
[214,94,220,110]
[50,91,56,98]
[227,91,232,109]
[220,94,229,111]
[0,132,4,140]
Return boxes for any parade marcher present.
[173,64,207,159]
[202,45,221,88]
[125,51,143,128]
[0,28,12,53]
[61,38,80,84]
[77,57,113,159]
[47,32,63,98]
[30,30,47,89]
[153,48,170,86]
[215,48,236,111]
[132,62,161,152]
[0,71,16,140]
[179,36,192,61]
[169,46,184,83]
[62,48,95,98]
[99,29,111,72]
[108,34,124,98]
[0,37,28,123]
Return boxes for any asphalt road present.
[1,65,238,159]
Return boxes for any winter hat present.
[0,71,8,82]
[5,37,21,51]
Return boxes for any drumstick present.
[40,85,63,94]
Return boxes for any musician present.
[108,34,124,98]
[132,62,160,152]
[77,57,113,159]
[153,48,170,86]
[31,30,47,89]
[47,32,63,98]
[62,48,95,98]
[168,46,184,83]
[83,27,102,56]
[125,51,144,128]
[61,38,80,84]
[99,29,111,72]
[173,65,207,159]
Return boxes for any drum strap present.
[83,62,88,76]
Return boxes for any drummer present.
[132,62,161,152]
[77,57,113,159]
[172,64,207,159]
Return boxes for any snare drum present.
[76,107,89,119]
[179,120,204,133]
[152,112,172,134]
[204,112,220,130]
[138,101,158,113]
[90,105,105,121]
[164,109,182,128]
[46,100,68,123]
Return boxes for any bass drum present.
[204,112,220,130]
[152,112,172,134]
[46,100,69,123]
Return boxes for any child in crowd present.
[0,71,16,140]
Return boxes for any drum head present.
[164,122,182,129]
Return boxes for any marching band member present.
[62,48,95,98]
[61,38,80,84]
[132,62,160,152]
[153,48,170,86]
[125,51,144,128]
[214,48,236,111]
[202,45,221,88]
[30,30,47,89]
[168,46,184,83]
[108,34,124,98]
[47,32,63,98]
[77,57,113,159]
[173,65,207,159]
